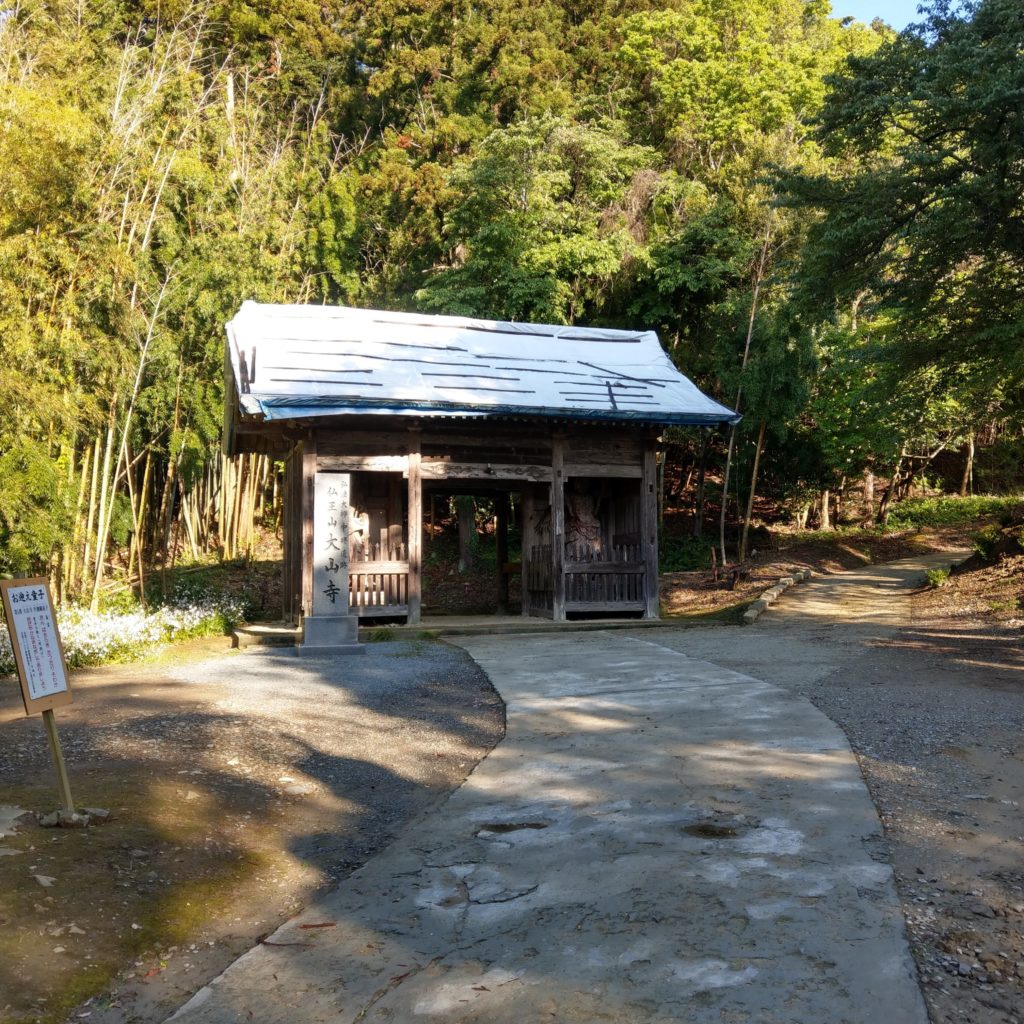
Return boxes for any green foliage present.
[418,116,657,323]
[783,0,1024,396]
[0,440,74,575]
[886,495,1023,530]
[3,0,1016,595]
[925,567,950,588]
[971,524,1003,561]
[618,0,857,172]
[659,534,714,572]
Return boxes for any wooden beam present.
[565,600,645,614]
[641,444,659,619]
[564,561,645,574]
[564,462,641,479]
[551,437,566,622]
[316,430,421,454]
[419,461,552,482]
[282,446,296,623]
[348,559,409,574]
[407,433,423,624]
[318,454,410,473]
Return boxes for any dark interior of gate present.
[344,471,647,621]
[522,477,645,618]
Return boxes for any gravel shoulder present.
[0,639,504,1024]
[638,550,1024,1024]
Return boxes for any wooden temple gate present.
[225,302,738,640]
[280,427,659,625]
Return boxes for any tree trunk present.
[819,489,831,531]
[65,442,92,600]
[739,420,767,561]
[80,437,102,596]
[693,432,709,538]
[959,434,975,497]
[719,219,773,566]
[877,447,907,525]
[862,468,875,520]
[133,449,153,607]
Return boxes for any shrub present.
[660,534,714,572]
[925,567,950,588]
[971,524,1003,561]
[0,591,250,676]
[886,495,1022,530]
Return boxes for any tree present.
[783,0,1024,397]
[417,116,657,323]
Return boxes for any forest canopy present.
[0,0,1019,592]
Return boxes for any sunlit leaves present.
[417,116,656,323]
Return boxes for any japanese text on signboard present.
[1,582,70,703]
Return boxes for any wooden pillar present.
[301,437,316,619]
[551,437,566,622]
[407,432,422,624]
[281,448,292,623]
[495,491,510,615]
[520,488,535,617]
[641,443,659,619]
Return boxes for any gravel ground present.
[637,553,1024,1024]
[0,639,504,1024]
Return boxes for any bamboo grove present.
[1,0,1021,601]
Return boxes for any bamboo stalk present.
[135,449,153,608]
[80,437,102,594]
[66,442,92,599]
[89,404,118,612]
[739,420,768,561]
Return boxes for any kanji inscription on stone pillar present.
[313,472,351,617]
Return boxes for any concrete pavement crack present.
[350,955,444,1023]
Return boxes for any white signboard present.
[0,578,72,715]
[312,472,351,617]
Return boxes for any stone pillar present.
[301,470,363,654]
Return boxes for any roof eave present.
[249,397,740,428]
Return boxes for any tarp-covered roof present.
[225,302,739,427]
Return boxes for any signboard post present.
[0,578,75,815]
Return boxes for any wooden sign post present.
[0,578,75,816]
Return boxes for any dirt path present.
[0,640,504,1024]
[637,551,1024,1024]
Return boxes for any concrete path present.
[165,564,937,1024]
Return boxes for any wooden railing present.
[349,543,409,617]
[564,543,645,612]
[526,543,646,615]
